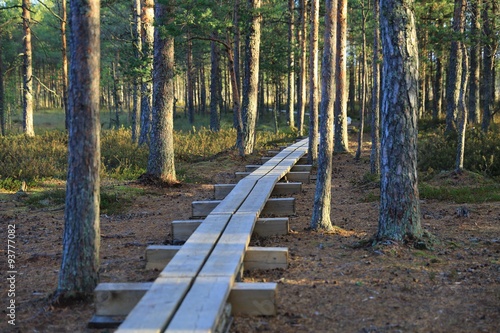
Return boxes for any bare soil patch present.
[1,141,499,333]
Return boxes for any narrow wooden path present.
[92,138,310,333]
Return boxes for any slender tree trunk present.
[239,0,262,156]
[348,58,356,114]
[138,0,154,145]
[433,50,443,120]
[131,0,142,142]
[308,0,319,164]
[469,0,481,124]
[355,6,368,160]
[445,0,466,133]
[311,0,337,231]
[287,0,295,129]
[22,0,34,137]
[334,0,349,153]
[146,0,176,183]
[210,35,221,132]
[456,45,469,172]
[297,0,308,137]
[377,0,423,242]
[370,0,381,174]
[0,46,4,136]
[200,65,206,114]
[233,0,242,129]
[481,0,497,132]
[56,0,100,300]
[60,0,69,130]
[187,33,195,124]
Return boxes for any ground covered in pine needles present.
[1,141,499,333]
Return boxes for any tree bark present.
[370,0,381,174]
[445,0,466,133]
[60,0,69,131]
[308,0,319,164]
[377,0,423,242]
[22,0,34,137]
[311,0,337,231]
[297,0,307,137]
[146,0,176,183]
[469,0,481,124]
[131,0,142,142]
[186,33,195,124]
[355,4,368,160]
[334,0,349,153]
[0,46,4,136]
[232,0,242,129]
[433,49,443,120]
[210,34,221,132]
[56,0,100,300]
[287,0,295,130]
[138,0,154,146]
[456,45,468,172]
[481,0,497,132]
[238,0,262,156]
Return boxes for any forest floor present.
[1,138,499,333]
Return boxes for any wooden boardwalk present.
[92,138,310,333]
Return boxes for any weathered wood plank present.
[146,245,182,270]
[261,197,295,216]
[95,282,152,316]
[282,171,310,183]
[115,277,192,333]
[261,156,308,164]
[229,282,277,316]
[88,315,124,329]
[171,219,203,242]
[244,247,288,270]
[194,197,295,218]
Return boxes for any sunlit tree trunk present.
[186,32,195,124]
[297,0,307,136]
[377,0,422,242]
[139,0,154,145]
[287,0,295,129]
[370,0,381,174]
[22,0,34,137]
[232,0,242,129]
[131,0,141,142]
[60,0,69,130]
[433,49,443,120]
[146,0,176,183]
[334,0,349,153]
[56,0,100,300]
[238,0,262,156]
[308,0,319,164]
[456,45,468,172]
[355,3,368,160]
[468,0,481,125]
[311,0,337,231]
[445,0,466,133]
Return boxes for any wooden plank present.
[171,217,288,242]
[192,200,220,218]
[88,315,124,329]
[146,245,182,270]
[95,282,151,316]
[160,214,232,279]
[165,276,234,333]
[245,164,262,172]
[210,178,257,215]
[262,197,295,216]
[116,277,192,333]
[262,156,308,164]
[216,182,301,200]
[229,282,277,316]
[254,218,289,236]
[282,171,310,183]
[171,220,203,242]
[291,164,312,172]
[244,247,288,270]
[199,214,257,277]
[236,178,277,215]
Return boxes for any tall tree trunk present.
[60,0,69,130]
[131,0,142,142]
[210,35,221,132]
[186,33,195,124]
[287,0,295,129]
[433,50,443,120]
[311,0,337,231]
[138,0,154,145]
[146,0,176,183]
[355,5,368,160]
[22,0,34,137]
[456,45,469,172]
[481,0,497,132]
[370,0,381,174]
[348,58,356,115]
[377,0,423,242]
[468,0,481,124]
[56,0,100,300]
[0,46,4,136]
[297,0,308,136]
[308,0,319,164]
[200,65,206,114]
[445,0,466,133]
[238,0,262,156]
[334,0,349,153]
[232,0,242,129]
